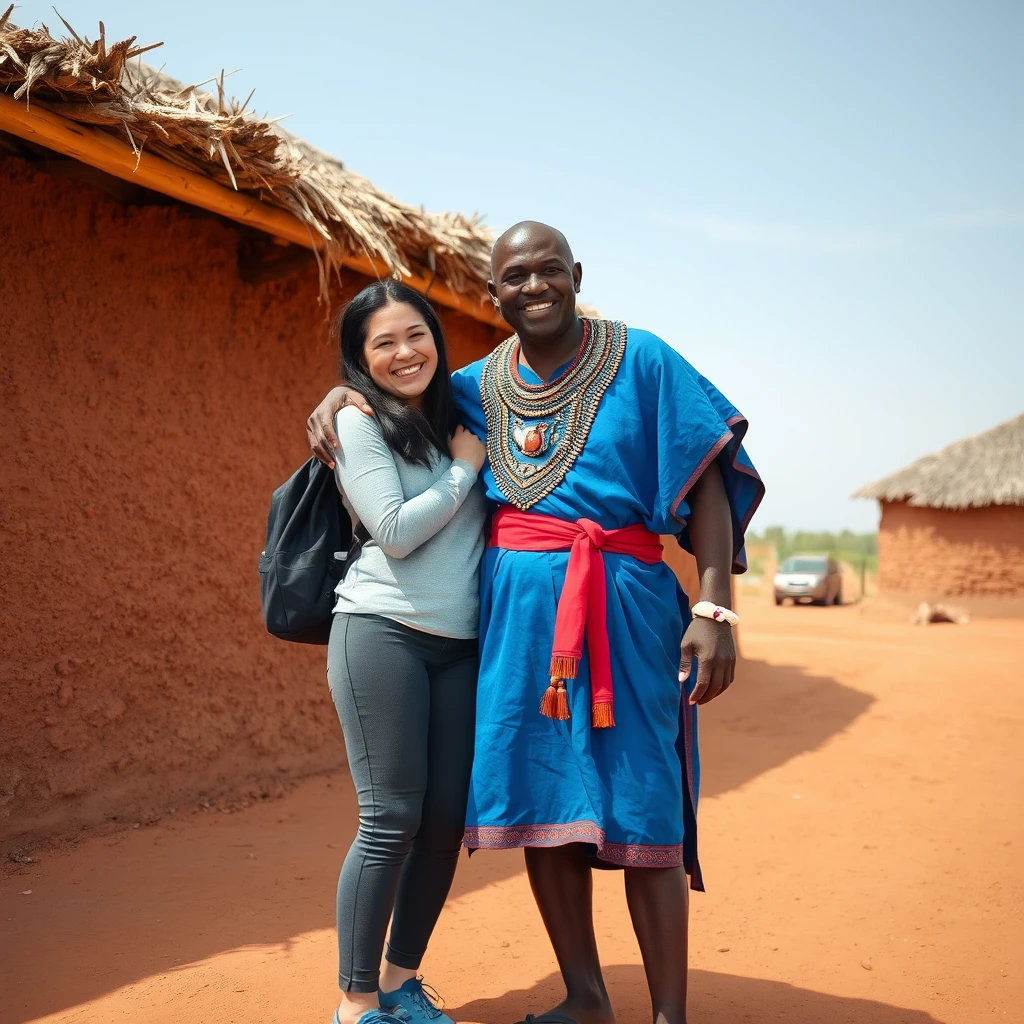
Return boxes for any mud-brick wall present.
[878,500,1024,597]
[0,156,504,843]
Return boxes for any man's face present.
[488,227,582,343]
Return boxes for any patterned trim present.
[668,411,766,577]
[465,821,605,850]
[600,842,685,868]
[669,428,734,526]
[464,821,685,870]
[480,318,627,510]
[724,413,767,539]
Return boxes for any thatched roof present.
[854,413,1024,510]
[0,9,496,314]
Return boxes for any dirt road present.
[3,600,1021,1024]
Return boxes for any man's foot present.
[517,1016,580,1024]
[517,995,616,1024]
[379,977,454,1024]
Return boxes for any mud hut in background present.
[0,15,509,843]
[855,413,1024,598]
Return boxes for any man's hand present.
[678,616,736,705]
[306,386,372,466]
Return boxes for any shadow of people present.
[453,963,945,1024]
[699,656,874,798]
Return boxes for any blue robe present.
[451,326,763,887]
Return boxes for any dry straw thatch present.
[855,413,1024,510]
[0,8,495,307]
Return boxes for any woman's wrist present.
[450,458,479,483]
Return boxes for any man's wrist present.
[692,600,739,626]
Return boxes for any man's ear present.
[572,262,583,294]
[487,280,500,307]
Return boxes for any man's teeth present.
[525,301,554,312]
[393,364,423,378]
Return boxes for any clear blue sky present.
[19,1,1023,531]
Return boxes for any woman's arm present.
[677,461,737,705]
[335,411,478,560]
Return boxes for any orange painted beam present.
[0,93,505,329]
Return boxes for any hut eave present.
[853,413,1024,510]
[0,11,506,328]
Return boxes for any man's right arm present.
[306,386,372,467]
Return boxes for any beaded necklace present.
[480,318,627,510]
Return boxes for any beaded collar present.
[480,317,627,510]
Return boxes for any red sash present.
[488,507,663,728]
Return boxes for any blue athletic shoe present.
[378,977,454,1023]
[333,1008,411,1024]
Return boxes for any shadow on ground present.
[454,964,945,1024]
[2,658,874,1023]
[699,655,874,798]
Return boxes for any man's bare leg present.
[524,844,616,1024]
[624,865,690,1024]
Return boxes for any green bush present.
[748,527,878,573]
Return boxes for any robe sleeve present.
[646,340,765,572]
[450,360,489,437]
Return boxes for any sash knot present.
[488,507,663,728]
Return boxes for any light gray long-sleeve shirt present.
[331,406,486,639]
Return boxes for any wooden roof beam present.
[0,93,505,329]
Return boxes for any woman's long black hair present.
[337,279,457,468]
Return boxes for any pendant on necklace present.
[512,415,562,458]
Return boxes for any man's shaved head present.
[491,221,574,275]
[487,221,582,347]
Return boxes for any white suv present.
[774,555,843,606]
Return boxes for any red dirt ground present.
[2,599,1021,1024]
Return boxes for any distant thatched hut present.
[0,16,508,841]
[855,414,1024,597]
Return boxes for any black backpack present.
[258,457,362,645]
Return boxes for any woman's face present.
[362,301,439,405]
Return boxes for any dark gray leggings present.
[327,613,478,993]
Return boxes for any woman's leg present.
[328,615,431,1006]
[384,638,479,981]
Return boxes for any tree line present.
[746,526,878,571]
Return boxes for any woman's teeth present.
[393,364,423,378]
[524,301,554,312]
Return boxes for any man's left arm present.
[677,461,736,705]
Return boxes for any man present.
[308,222,763,1024]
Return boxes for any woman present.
[325,279,486,1024]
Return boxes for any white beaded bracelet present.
[692,601,740,626]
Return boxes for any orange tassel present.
[540,677,571,720]
[554,683,570,720]
[550,655,579,680]
[591,702,616,729]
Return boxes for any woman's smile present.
[392,362,425,380]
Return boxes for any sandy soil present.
[3,599,1021,1024]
